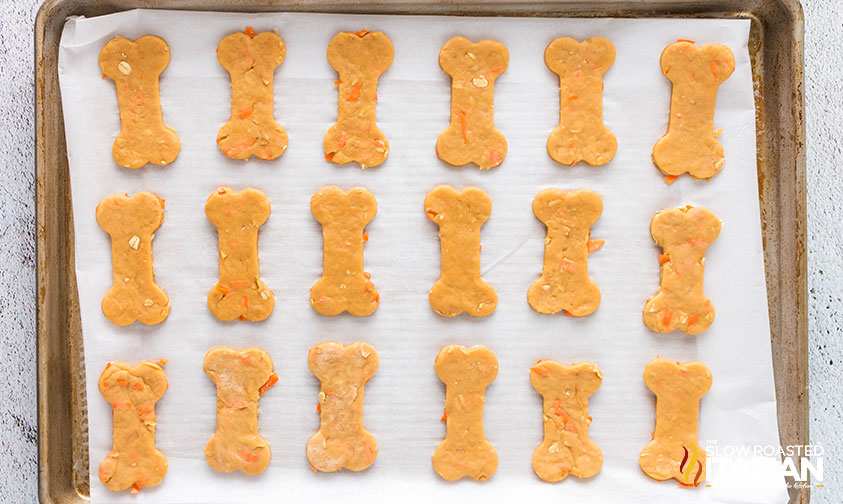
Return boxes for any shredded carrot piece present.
[488,65,506,73]
[259,373,278,397]
[677,39,696,44]
[215,285,231,296]
[560,410,578,432]
[130,484,141,494]
[337,131,348,148]
[310,464,319,473]
[687,237,705,247]
[158,358,168,366]
[531,365,550,376]
[239,315,247,321]
[229,280,250,288]
[325,152,335,162]
[137,406,151,416]
[440,409,447,422]
[225,138,257,157]
[101,73,107,79]
[134,382,144,391]
[687,313,699,326]
[325,391,339,398]
[456,110,467,142]
[586,239,604,253]
[490,149,503,167]
[662,306,673,326]
[363,272,372,280]
[551,399,563,416]
[711,61,719,77]
[347,84,362,102]
[664,174,679,185]
[238,107,253,120]
[245,26,255,38]
[241,295,249,308]
[560,257,576,272]
[316,403,321,412]
[362,233,369,243]
[155,195,166,208]
[355,29,370,37]
[659,254,671,264]
[564,311,572,317]
[425,210,437,220]
[567,95,579,100]
[239,450,258,463]
[117,379,128,387]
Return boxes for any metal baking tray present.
[35,0,807,502]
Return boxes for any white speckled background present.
[0,1,838,502]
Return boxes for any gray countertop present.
[0,0,838,502]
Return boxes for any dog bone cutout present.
[643,206,721,334]
[99,35,180,168]
[433,345,498,481]
[652,41,735,179]
[98,360,168,493]
[425,185,497,317]
[206,186,274,322]
[530,360,603,482]
[204,346,277,475]
[307,341,379,472]
[216,29,288,160]
[96,192,169,326]
[639,357,712,486]
[528,188,603,316]
[324,31,394,168]
[436,36,508,169]
[310,186,379,316]
[545,37,617,167]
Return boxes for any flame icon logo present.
[680,444,704,487]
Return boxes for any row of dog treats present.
[98,343,711,493]
[100,29,735,181]
[97,185,721,334]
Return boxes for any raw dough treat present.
[639,357,712,486]
[99,35,180,168]
[643,206,721,334]
[545,37,617,167]
[652,41,735,179]
[204,346,277,475]
[96,192,169,326]
[98,359,168,493]
[528,188,603,316]
[530,360,603,482]
[206,186,274,322]
[307,341,379,472]
[425,185,497,317]
[310,186,379,316]
[324,30,393,168]
[433,345,498,481]
[436,36,508,169]
[216,29,288,160]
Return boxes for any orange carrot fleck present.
[241,295,249,308]
[665,174,679,185]
[310,464,319,473]
[238,107,253,120]
[677,39,696,44]
[551,399,563,416]
[490,149,503,167]
[229,280,250,288]
[659,254,671,264]
[488,65,506,74]
[687,237,705,247]
[239,315,246,321]
[687,313,699,326]
[440,409,448,422]
[325,152,335,162]
[662,306,673,326]
[325,390,339,398]
[362,233,369,243]
[355,29,370,37]
[134,382,144,391]
[347,84,362,102]
[564,310,572,317]
[567,95,579,100]
[225,138,257,157]
[560,410,578,432]
[316,403,321,412]
[560,257,576,272]
[531,365,550,376]
[239,450,258,463]
[137,406,151,416]
[337,131,348,148]
[215,285,232,296]
[586,239,604,253]
[155,195,166,208]
[245,26,255,38]
[425,210,437,220]
[363,272,372,280]
[101,73,107,79]
[259,373,278,397]
[456,110,468,142]
[117,379,129,387]
[130,484,142,494]
[334,79,339,86]
[711,61,719,77]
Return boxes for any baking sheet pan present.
[35,1,807,503]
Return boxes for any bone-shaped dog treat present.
[216,29,288,161]
[652,41,735,179]
[96,192,169,326]
[307,341,379,472]
[324,31,394,168]
[545,37,617,167]
[530,360,603,482]
[528,188,603,316]
[204,346,277,475]
[643,206,721,334]
[433,345,498,481]
[206,186,274,322]
[436,36,508,169]
[99,35,180,168]
[639,357,712,486]
[310,186,379,316]
[425,185,497,317]
[98,359,168,493]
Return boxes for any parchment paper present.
[58,10,789,504]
